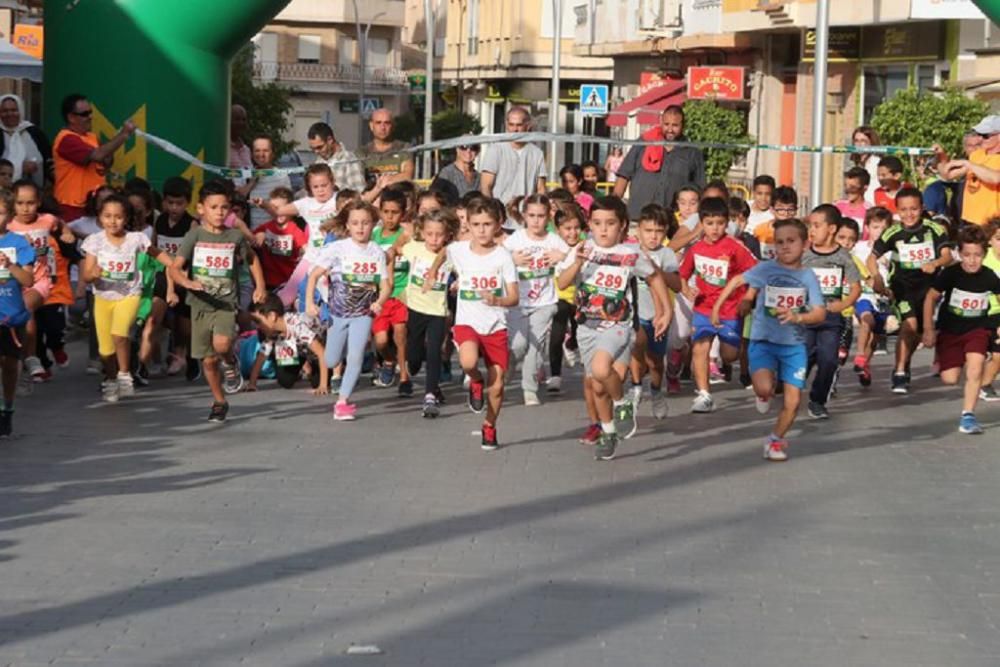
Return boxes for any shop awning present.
[605,81,686,127]
[0,38,41,82]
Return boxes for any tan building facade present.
[253,0,410,153]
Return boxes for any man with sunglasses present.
[53,94,135,221]
[433,144,480,199]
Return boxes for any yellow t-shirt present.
[842,255,870,319]
[401,240,452,317]
[557,241,581,303]
[984,247,1000,316]
[961,149,1000,226]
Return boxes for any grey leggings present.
[509,304,557,393]
[325,315,372,400]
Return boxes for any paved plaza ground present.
[1,343,999,666]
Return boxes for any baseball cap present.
[972,115,1000,136]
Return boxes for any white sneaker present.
[691,390,714,413]
[463,374,471,389]
[546,375,562,393]
[755,396,771,414]
[524,390,541,407]
[629,384,643,410]
[650,390,668,420]
[101,379,120,403]
[564,344,579,368]
[117,372,135,398]
[86,359,102,375]
[763,438,788,462]
[24,356,45,380]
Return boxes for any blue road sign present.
[579,84,609,115]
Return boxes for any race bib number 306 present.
[459,272,502,300]
[764,285,807,316]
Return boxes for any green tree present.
[431,108,483,141]
[230,44,295,157]
[870,87,989,181]
[681,100,754,181]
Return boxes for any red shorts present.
[452,325,509,371]
[372,297,408,334]
[936,328,990,372]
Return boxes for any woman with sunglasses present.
[52,94,135,222]
[432,144,481,199]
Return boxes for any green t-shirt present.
[178,226,254,313]
[373,225,408,298]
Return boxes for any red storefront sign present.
[686,66,746,100]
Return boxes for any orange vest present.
[53,129,105,209]
[962,149,1000,226]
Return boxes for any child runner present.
[247,293,329,394]
[921,225,1000,434]
[873,157,909,215]
[730,196,761,388]
[170,179,267,421]
[305,200,391,421]
[254,163,338,307]
[834,166,872,226]
[426,196,519,450]
[556,197,671,461]
[711,218,827,462]
[253,186,308,291]
[628,203,680,419]
[8,179,56,381]
[0,188,35,435]
[801,204,861,418]
[155,176,198,378]
[35,213,78,377]
[851,206,894,385]
[503,193,569,406]
[679,197,757,413]
[868,188,952,393]
[371,188,412,393]
[980,218,1000,401]
[548,204,585,393]
[81,194,170,402]
[746,174,775,235]
[395,208,459,417]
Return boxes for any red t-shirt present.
[678,235,757,318]
[257,219,308,288]
[873,182,912,214]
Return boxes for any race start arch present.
[43,0,292,189]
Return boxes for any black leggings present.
[549,299,577,377]
[406,310,446,394]
[36,304,66,368]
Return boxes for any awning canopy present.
[606,81,686,127]
[0,38,41,82]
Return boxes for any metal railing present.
[253,62,409,87]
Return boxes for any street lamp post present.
[423,0,435,179]
[549,0,562,179]
[353,0,386,147]
[809,0,831,210]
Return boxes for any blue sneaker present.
[440,362,453,384]
[375,365,396,388]
[959,412,984,435]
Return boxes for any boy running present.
[712,219,827,462]
[0,188,34,436]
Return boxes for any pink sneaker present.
[333,401,356,421]
[667,376,682,394]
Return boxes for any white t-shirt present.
[746,207,775,236]
[853,240,891,306]
[446,240,518,335]
[293,195,339,261]
[80,231,150,301]
[636,245,678,320]
[313,238,387,318]
[502,229,570,309]
[558,240,656,329]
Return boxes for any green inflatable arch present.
[43,0,291,190]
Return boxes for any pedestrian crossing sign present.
[580,84,609,116]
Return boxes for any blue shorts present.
[854,300,888,334]
[639,319,668,357]
[748,340,808,389]
[692,311,742,348]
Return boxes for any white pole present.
[423,0,435,179]
[549,0,562,179]
[809,0,830,210]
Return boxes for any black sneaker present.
[980,385,1000,402]
[595,431,619,461]
[891,372,908,394]
[134,363,150,387]
[481,422,499,451]
[807,401,829,419]
[208,401,229,423]
[468,381,485,414]
[722,363,733,383]
[398,380,414,397]
[740,372,752,389]
[0,410,12,438]
[186,358,202,382]
[422,395,440,418]
[433,387,447,404]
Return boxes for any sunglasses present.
[458,145,479,151]
[72,109,93,118]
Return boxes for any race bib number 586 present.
[192,243,235,279]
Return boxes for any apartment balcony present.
[253,61,410,93]
[275,0,405,27]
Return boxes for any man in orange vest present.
[53,94,135,221]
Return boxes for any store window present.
[862,65,908,123]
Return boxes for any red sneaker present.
[481,422,498,450]
[53,349,69,368]
[578,423,601,445]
